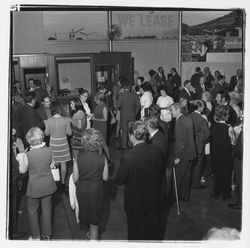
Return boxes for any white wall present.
[207,52,242,62]
[113,39,179,80]
[13,12,45,54]
[44,40,108,54]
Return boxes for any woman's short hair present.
[140,82,151,92]
[26,127,44,146]
[94,92,105,103]
[128,121,147,141]
[159,85,168,94]
[50,101,61,116]
[137,76,144,83]
[214,105,230,122]
[81,128,104,152]
[148,69,156,78]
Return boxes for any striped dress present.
[45,115,72,163]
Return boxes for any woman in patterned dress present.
[69,98,86,159]
[45,101,72,188]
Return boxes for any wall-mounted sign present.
[111,11,179,39]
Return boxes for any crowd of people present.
[10,66,243,240]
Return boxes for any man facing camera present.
[116,121,164,240]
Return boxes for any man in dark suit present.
[229,69,242,92]
[116,121,163,240]
[34,79,48,109]
[189,100,210,189]
[171,68,181,102]
[21,91,45,148]
[179,80,194,102]
[191,67,203,89]
[118,81,140,150]
[36,96,52,146]
[203,67,214,91]
[144,116,168,165]
[171,103,196,201]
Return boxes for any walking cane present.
[172,164,181,215]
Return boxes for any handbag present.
[51,168,60,181]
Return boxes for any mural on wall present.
[111,11,179,39]
[182,10,243,61]
[43,11,179,41]
[43,11,107,40]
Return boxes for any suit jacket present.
[191,73,202,89]
[118,90,140,121]
[149,130,168,165]
[34,87,49,108]
[172,73,181,89]
[179,88,192,102]
[195,84,210,100]
[204,73,214,90]
[36,106,51,121]
[158,119,169,139]
[174,115,196,161]
[189,111,210,154]
[116,142,163,215]
[12,101,23,138]
[21,104,45,139]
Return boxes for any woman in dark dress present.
[73,128,109,240]
[92,92,111,162]
[210,105,236,200]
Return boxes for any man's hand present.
[174,158,180,166]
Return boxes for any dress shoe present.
[210,192,219,199]
[41,235,52,240]
[228,203,242,210]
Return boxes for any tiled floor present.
[13,136,242,241]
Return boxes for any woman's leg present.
[60,162,67,185]
[89,224,98,240]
